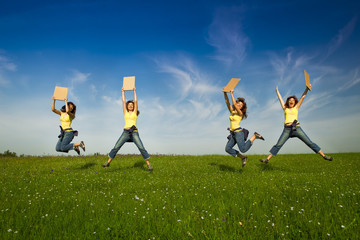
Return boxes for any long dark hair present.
[126,100,140,116]
[285,96,298,108]
[233,97,247,119]
[60,102,77,116]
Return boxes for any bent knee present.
[225,147,232,153]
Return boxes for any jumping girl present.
[259,85,333,163]
[102,88,152,171]
[224,90,264,167]
[52,97,85,155]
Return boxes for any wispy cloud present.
[155,54,219,101]
[102,95,122,106]
[336,67,360,92]
[0,56,16,71]
[70,69,91,84]
[67,69,91,102]
[326,16,357,58]
[124,54,229,154]
[0,53,17,87]
[268,48,313,86]
[206,6,250,66]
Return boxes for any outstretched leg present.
[295,127,332,161]
[225,134,248,167]
[103,131,131,167]
[132,132,152,171]
[260,128,290,163]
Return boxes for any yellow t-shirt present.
[60,113,73,132]
[124,111,137,129]
[284,107,298,124]
[229,112,242,132]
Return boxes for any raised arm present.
[122,88,126,114]
[296,84,311,110]
[133,88,138,114]
[51,96,61,115]
[64,98,75,119]
[276,86,286,110]
[230,90,243,116]
[223,91,233,113]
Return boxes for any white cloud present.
[0,53,17,87]
[155,54,219,100]
[102,95,122,106]
[336,67,360,92]
[90,84,98,96]
[268,48,314,87]
[67,69,91,102]
[70,69,91,84]
[326,17,357,58]
[206,6,249,66]
[158,63,192,100]
[0,75,10,86]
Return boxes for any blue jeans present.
[108,130,150,160]
[56,131,74,153]
[225,131,253,157]
[270,126,321,156]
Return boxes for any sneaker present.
[102,162,110,167]
[148,164,153,172]
[80,141,85,152]
[254,132,265,140]
[242,157,248,168]
[74,146,80,155]
[259,158,269,164]
[323,155,333,161]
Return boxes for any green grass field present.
[1,153,359,239]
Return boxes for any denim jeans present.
[225,130,253,157]
[56,131,74,153]
[270,126,321,156]
[108,130,150,160]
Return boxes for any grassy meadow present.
[1,153,360,239]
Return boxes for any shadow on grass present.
[209,162,243,173]
[105,161,149,172]
[78,162,97,169]
[257,162,289,172]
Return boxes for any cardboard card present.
[304,70,311,91]
[53,86,68,100]
[123,76,135,91]
[222,78,241,92]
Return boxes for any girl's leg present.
[225,135,247,166]
[260,128,291,163]
[55,138,62,152]
[294,127,321,153]
[249,132,265,143]
[60,132,75,153]
[74,141,85,151]
[132,133,150,159]
[269,128,291,156]
[235,131,252,153]
[318,150,333,160]
[104,131,130,167]
[294,127,332,160]
[132,133,153,171]
[225,135,239,157]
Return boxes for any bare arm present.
[122,88,126,114]
[51,96,61,115]
[133,88,138,114]
[276,86,285,110]
[296,84,311,110]
[223,92,233,113]
[230,90,243,116]
[64,98,75,119]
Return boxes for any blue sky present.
[1,0,359,156]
